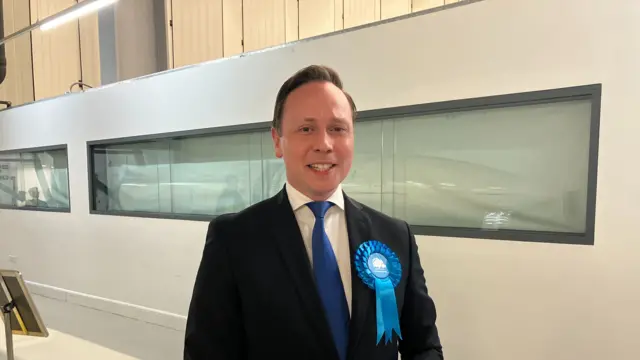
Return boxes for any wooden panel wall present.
[27,0,101,101]
[344,0,379,29]
[171,0,223,68]
[30,0,81,100]
[168,0,456,69]
[78,0,101,88]
[381,0,411,19]
[0,0,34,107]
[165,0,174,69]
[242,0,286,53]
[299,0,338,39]
[412,0,445,11]
[284,0,298,42]
[223,0,244,57]
[0,0,455,105]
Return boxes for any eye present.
[300,126,312,133]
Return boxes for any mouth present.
[307,163,336,172]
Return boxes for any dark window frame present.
[0,144,71,213]
[86,84,601,245]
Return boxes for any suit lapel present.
[269,187,338,358]
[344,194,374,359]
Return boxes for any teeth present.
[309,164,333,171]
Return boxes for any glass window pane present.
[344,121,383,211]
[261,131,286,200]
[98,141,170,213]
[0,148,69,210]
[170,133,254,216]
[393,100,592,233]
[93,132,268,217]
[0,153,22,207]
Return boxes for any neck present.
[286,182,339,202]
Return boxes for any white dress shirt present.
[286,182,352,315]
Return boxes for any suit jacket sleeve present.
[398,222,444,360]
[184,216,245,360]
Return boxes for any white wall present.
[1,0,639,359]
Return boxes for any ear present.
[271,127,283,158]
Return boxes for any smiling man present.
[184,65,444,360]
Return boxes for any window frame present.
[360,84,601,245]
[0,144,71,213]
[86,84,601,245]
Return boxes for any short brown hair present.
[271,65,357,135]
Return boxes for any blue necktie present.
[307,201,349,360]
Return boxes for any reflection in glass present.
[393,100,592,233]
[0,148,70,210]
[93,134,267,216]
[343,121,383,211]
[90,97,593,235]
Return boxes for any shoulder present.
[346,195,410,236]
[205,195,278,242]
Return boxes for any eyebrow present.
[302,117,349,122]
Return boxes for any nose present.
[313,130,333,153]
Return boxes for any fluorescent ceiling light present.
[40,0,119,31]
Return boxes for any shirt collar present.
[286,181,345,212]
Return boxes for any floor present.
[0,294,184,360]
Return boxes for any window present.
[0,146,70,211]
[91,130,263,219]
[388,95,596,243]
[88,84,600,244]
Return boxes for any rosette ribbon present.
[354,240,403,345]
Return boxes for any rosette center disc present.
[367,253,390,279]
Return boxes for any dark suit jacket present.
[184,187,443,360]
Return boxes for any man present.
[184,65,443,360]
[26,187,47,207]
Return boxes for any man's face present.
[272,81,354,201]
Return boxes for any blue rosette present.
[354,240,403,345]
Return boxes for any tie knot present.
[306,201,334,219]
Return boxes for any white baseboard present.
[25,281,187,332]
